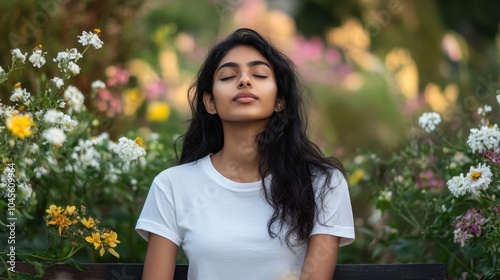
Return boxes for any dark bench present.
[12,263,448,279]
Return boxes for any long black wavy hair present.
[179,28,347,247]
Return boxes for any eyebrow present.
[216,60,272,73]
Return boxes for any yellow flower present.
[93,28,101,35]
[135,137,145,148]
[107,248,120,258]
[85,232,103,253]
[47,213,73,235]
[146,101,170,122]
[65,205,76,215]
[45,204,63,216]
[123,88,144,116]
[81,217,95,229]
[349,169,366,185]
[6,114,35,139]
[14,82,21,88]
[101,230,120,248]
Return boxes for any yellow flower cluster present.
[85,230,121,258]
[45,205,78,235]
[45,204,120,258]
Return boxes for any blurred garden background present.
[1,0,499,279]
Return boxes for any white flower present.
[78,30,104,49]
[43,109,63,123]
[477,105,492,117]
[58,100,66,108]
[113,137,146,162]
[59,114,78,131]
[42,109,78,131]
[497,95,500,106]
[29,48,46,68]
[0,66,5,75]
[91,80,106,90]
[464,163,492,192]
[63,86,85,112]
[42,127,67,146]
[51,77,64,89]
[66,61,80,76]
[467,124,500,153]
[53,48,83,71]
[418,112,441,133]
[18,182,33,202]
[447,174,467,197]
[10,85,31,104]
[11,48,27,63]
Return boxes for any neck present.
[211,120,267,183]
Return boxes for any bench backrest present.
[12,263,448,280]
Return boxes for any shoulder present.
[312,166,347,190]
[152,157,207,189]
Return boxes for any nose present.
[237,73,252,88]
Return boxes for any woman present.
[136,28,354,280]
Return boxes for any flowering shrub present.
[0,28,180,278]
[360,101,500,279]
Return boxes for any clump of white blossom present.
[42,127,67,146]
[53,48,83,77]
[63,86,85,112]
[113,137,146,162]
[477,105,492,117]
[11,48,27,63]
[29,45,47,68]
[43,109,78,131]
[51,77,64,89]
[418,112,441,133]
[91,79,106,90]
[466,124,500,153]
[78,29,104,49]
[10,83,31,104]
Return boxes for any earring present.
[277,103,283,111]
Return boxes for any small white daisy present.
[464,163,492,192]
[447,174,467,197]
[477,105,492,117]
[10,84,31,104]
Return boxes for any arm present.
[142,233,178,280]
[300,234,340,280]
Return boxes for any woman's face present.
[204,45,281,123]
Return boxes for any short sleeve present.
[310,170,355,247]
[135,176,182,246]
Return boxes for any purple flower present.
[453,208,489,247]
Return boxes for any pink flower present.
[107,66,130,87]
[453,208,488,247]
[145,80,167,100]
[415,170,445,189]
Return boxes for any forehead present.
[218,45,270,66]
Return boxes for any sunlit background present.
[1,0,499,275]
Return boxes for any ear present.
[275,98,285,112]
[203,92,218,115]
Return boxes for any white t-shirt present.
[136,154,354,280]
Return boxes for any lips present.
[233,92,258,101]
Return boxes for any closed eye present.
[220,76,235,81]
[254,75,268,79]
